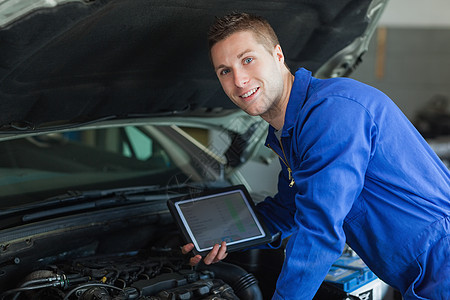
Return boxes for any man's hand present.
[181,241,228,266]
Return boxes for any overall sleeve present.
[256,162,300,246]
[273,96,377,299]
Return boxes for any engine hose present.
[198,262,262,300]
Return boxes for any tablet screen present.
[167,185,272,255]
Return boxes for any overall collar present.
[265,67,312,147]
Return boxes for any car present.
[0,0,389,299]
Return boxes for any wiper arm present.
[22,192,183,222]
[0,183,201,221]
[0,185,162,217]
[21,183,210,222]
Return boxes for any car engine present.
[1,247,264,300]
[0,185,284,300]
[0,197,284,300]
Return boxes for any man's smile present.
[240,87,260,99]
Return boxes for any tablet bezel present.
[167,185,273,256]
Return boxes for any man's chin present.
[233,101,265,117]
[243,108,264,117]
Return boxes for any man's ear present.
[274,45,285,64]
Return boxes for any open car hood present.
[0,0,388,130]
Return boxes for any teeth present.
[241,87,258,98]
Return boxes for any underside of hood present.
[0,0,387,130]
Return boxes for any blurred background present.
[351,0,450,128]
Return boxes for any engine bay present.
[2,249,262,299]
[0,195,283,300]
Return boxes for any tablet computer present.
[167,185,273,256]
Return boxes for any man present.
[183,12,450,299]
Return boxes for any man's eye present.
[220,69,230,76]
[244,57,253,64]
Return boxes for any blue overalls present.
[256,68,450,299]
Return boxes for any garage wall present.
[377,0,450,28]
[350,27,450,120]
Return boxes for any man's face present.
[211,31,286,118]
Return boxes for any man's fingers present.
[212,252,228,264]
[181,243,195,255]
[182,242,227,266]
[189,255,202,266]
[217,241,227,259]
[203,243,220,265]
[204,241,227,265]
[212,241,228,263]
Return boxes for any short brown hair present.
[208,12,280,54]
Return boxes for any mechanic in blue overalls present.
[182,12,450,299]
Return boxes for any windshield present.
[0,124,222,208]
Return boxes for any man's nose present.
[233,70,249,88]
